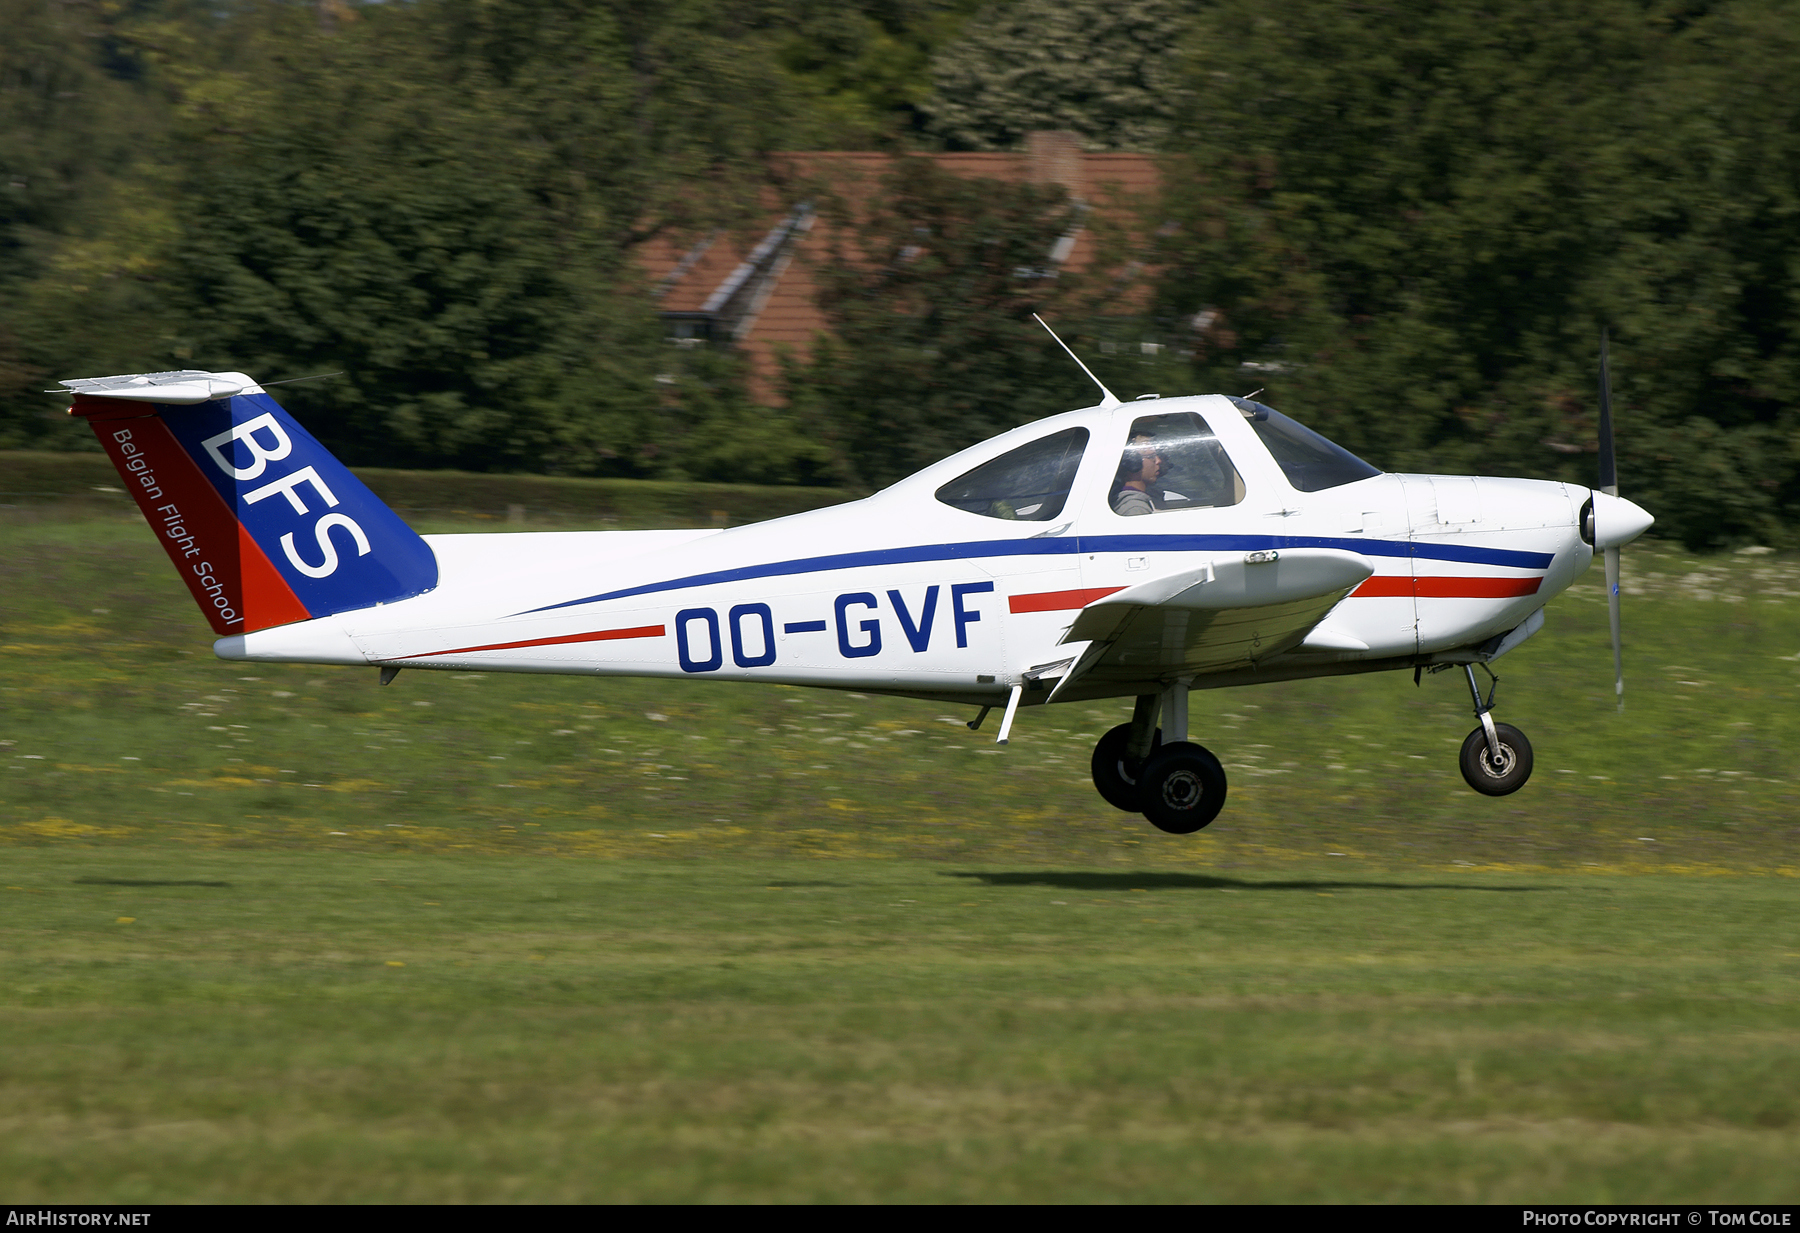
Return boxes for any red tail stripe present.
[85,407,309,635]
[235,521,314,631]
[407,624,666,659]
[1009,586,1126,614]
[1353,576,1542,599]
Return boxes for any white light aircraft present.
[57,329,1652,834]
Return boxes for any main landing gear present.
[1089,684,1228,834]
[1454,663,1533,795]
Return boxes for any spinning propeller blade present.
[1599,328,1624,711]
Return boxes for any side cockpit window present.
[935,427,1089,521]
[1109,412,1244,517]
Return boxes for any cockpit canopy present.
[930,396,1380,522]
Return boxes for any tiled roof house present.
[636,132,1163,402]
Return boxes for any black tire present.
[1138,742,1228,834]
[1459,722,1534,796]
[1090,723,1161,812]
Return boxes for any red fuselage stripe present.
[407,624,666,658]
[1353,576,1542,599]
[405,577,1539,657]
[1009,586,1126,614]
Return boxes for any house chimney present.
[1025,131,1086,202]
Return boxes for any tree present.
[0,0,172,436]
[1,0,844,471]
[772,1,983,143]
[793,157,1100,485]
[924,0,1194,151]
[0,0,153,286]
[1151,0,1800,549]
[154,6,651,472]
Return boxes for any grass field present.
[3,498,1799,1201]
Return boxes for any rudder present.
[64,370,438,635]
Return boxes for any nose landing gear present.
[1088,686,1229,833]
[1456,663,1533,795]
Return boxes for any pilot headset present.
[1120,437,1158,477]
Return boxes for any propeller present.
[1599,328,1623,711]
[1590,329,1654,710]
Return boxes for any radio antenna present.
[1033,314,1120,409]
[262,371,345,387]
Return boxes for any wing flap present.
[1051,548,1373,696]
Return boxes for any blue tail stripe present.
[160,393,438,618]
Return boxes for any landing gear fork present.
[1457,661,1533,796]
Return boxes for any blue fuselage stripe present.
[1077,534,1554,568]
[519,534,1557,614]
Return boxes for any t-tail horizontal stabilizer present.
[62,370,438,636]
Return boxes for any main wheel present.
[1459,722,1533,796]
[1090,723,1161,812]
[1138,742,1228,834]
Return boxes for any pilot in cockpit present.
[1110,415,1243,515]
[1111,435,1182,516]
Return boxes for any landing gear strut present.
[1457,663,1533,795]
[1088,683,1229,833]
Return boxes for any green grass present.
[3,852,1797,1202]
[3,508,1799,1201]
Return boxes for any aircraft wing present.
[1050,548,1374,698]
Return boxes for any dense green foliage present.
[0,0,941,474]
[925,0,1191,151]
[171,8,658,472]
[1154,0,1800,549]
[774,0,984,140]
[0,0,166,417]
[3,0,1800,543]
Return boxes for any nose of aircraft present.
[1589,490,1654,549]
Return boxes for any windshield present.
[1230,398,1381,492]
[934,427,1089,521]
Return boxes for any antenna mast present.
[1033,314,1120,409]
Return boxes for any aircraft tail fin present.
[62,370,438,636]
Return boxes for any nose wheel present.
[1455,663,1534,796]
[1460,721,1533,795]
